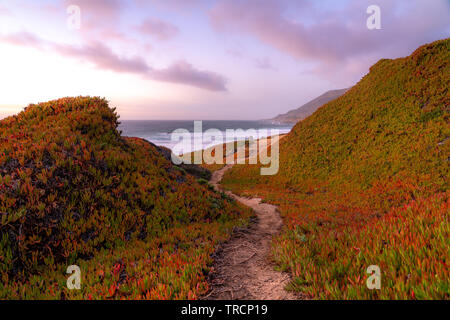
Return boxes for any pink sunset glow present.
[0,0,449,119]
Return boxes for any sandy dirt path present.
[203,135,299,300]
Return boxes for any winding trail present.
[203,143,298,299]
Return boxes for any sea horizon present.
[119,119,293,153]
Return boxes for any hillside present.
[0,97,252,299]
[222,39,449,299]
[270,88,348,123]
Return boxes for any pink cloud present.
[137,18,179,41]
[0,32,44,48]
[0,32,227,92]
[210,0,361,62]
[54,41,150,74]
[138,0,206,11]
[210,0,450,80]
[63,0,133,44]
[66,0,122,22]
[152,60,227,91]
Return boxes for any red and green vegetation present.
[184,140,252,173]
[0,97,253,299]
[184,138,277,173]
[222,39,449,299]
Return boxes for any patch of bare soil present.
[203,164,300,300]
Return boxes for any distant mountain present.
[270,88,349,123]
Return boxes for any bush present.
[0,96,253,299]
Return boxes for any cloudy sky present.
[0,0,449,120]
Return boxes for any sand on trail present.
[203,135,300,300]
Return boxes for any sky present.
[0,0,449,120]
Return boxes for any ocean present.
[118,120,293,153]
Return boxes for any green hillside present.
[222,39,449,299]
[0,97,252,299]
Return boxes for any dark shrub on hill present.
[0,97,244,283]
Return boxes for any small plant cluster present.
[222,39,449,299]
[0,97,253,299]
[184,140,254,173]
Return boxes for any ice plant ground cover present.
[221,39,450,299]
[0,97,253,299]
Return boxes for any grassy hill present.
[222,39,449,299]
[270,88,348,123]
[0,97,252,299]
